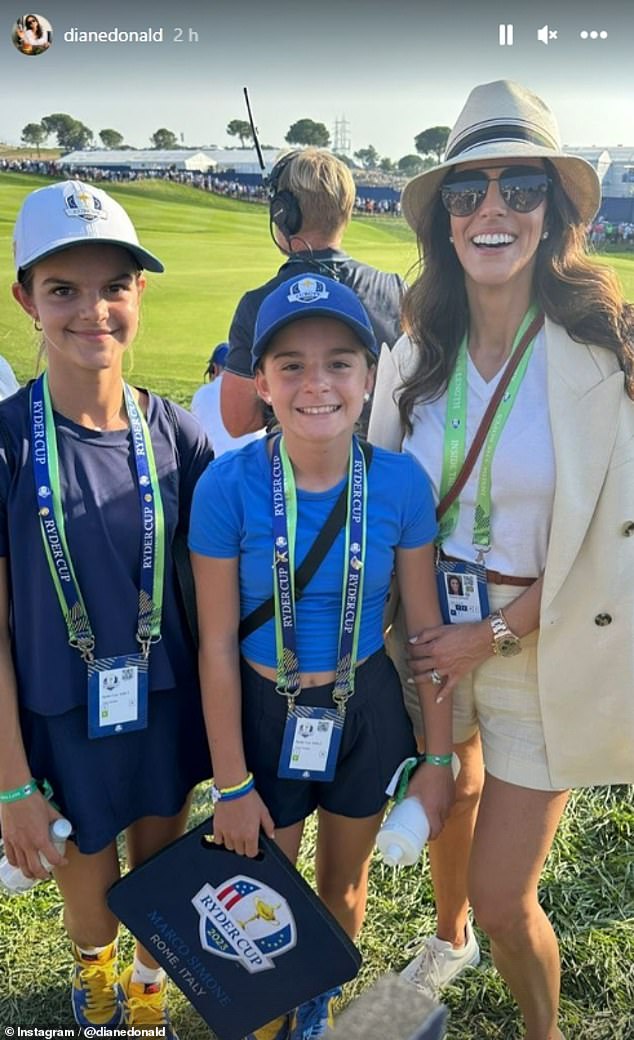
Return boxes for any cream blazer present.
[369,318,634,787]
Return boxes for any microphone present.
[331,974,448,1040]
[243,86,266,174]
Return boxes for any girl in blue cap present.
[0,180,211,1037]
[189,273,452,1040]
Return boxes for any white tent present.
[61,149,217,172]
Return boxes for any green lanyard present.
[273,436,367,712]
[438,303,539,556]
[32,373,165,661]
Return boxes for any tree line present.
[20,112,451,172]
[20,116,184,155]
[226,118,451,175]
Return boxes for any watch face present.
[498,636,522,657]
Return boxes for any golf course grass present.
[2,173,632,403]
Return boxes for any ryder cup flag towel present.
[107,818,361,1040]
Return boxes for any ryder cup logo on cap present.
[192,876,297,974]
[63,185,106,222]
[287,277,329,304]
[13,179,164,274]
[251,273,378,371]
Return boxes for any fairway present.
[0,174,419,403]
[2,173,633,406]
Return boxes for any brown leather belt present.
[441,553,536,587]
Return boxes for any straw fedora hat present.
[401,80,601,230]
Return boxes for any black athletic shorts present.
[240,648,416,829]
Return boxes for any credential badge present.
[192,875,296,974]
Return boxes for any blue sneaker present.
[71,942,125,1028]
[244,1014,291,1039]
[288,987,341,1040]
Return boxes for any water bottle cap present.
[51,818,72,840]
[384,843,404,867]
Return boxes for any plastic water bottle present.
[376,797,430,867]
[376,753,461,867]
[0,818,72,895]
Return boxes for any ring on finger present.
[430,669,443,685]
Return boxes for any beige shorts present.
[389,585,563,792]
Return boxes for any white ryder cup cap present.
[13,180,164,274]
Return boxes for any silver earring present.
[541,230,549,241]
[449,235,454,244]
[363,392,371,403]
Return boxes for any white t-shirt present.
[191,374,266,458]
[403,328,555,577]
[0,357,19,401]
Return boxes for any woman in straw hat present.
[369,80,634,1040]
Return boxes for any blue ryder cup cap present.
[13,179,164,274]
[251,275,378,371]
[211,343,229,366]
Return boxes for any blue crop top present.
[189,439,437,669]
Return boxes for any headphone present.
[266,151,303,241]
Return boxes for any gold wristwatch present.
[489,610,522,657]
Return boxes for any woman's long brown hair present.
[398,160,634,434]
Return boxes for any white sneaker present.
[400,919,481,996]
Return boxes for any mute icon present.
[537,24,558,44]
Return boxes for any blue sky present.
[1,0,632,157]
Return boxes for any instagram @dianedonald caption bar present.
[3,1026,167,1038]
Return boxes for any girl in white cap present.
[370,80,634,1040]
[190,273,451,1040]
[0,180,212,1037]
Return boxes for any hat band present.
[445,123,559,162]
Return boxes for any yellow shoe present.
[119,964,179,1039]
[71,942,125,1027]
[244,1014,290,1039]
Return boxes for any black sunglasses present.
[440,165,551,217]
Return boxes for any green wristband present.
[425,753,453,767]
[0,779,39,803]
[0,777,53,804]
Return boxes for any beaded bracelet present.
[425,753,453,767]
[211,772,255,805]
[0,777,53,803]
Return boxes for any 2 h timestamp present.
[173,26,199,43]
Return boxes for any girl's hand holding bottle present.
[0,792,68,882]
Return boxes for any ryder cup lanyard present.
[30,373,166,663]
[437,303,540,557]
[271,434,367,714]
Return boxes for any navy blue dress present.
[0,387,212,853]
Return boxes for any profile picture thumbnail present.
[12,13,52,55]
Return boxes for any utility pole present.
[332,115,351,156]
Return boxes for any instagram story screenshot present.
[0,2,633,1039]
